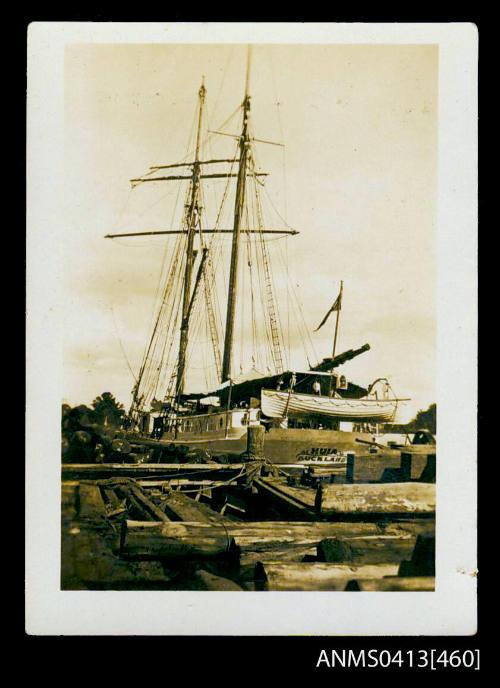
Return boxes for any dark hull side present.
[126,429,435,482]
[135,427,380,465]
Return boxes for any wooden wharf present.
[61,427,436,591]
[62,466,435,591]
[62,462,245,481]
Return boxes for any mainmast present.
[221,48,252,382]
[176,78,206,396]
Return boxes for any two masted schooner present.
[106,50,410,466]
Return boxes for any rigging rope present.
[130,74,323,410]
[249,151,285,374]
[110,306,137,383]
[269,48,289,223]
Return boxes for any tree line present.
[384,403,436,435]
[61,392,129,463]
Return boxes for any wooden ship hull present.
[132,424,401,467]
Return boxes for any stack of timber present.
[61,454,436,591]
[117,518,435,591]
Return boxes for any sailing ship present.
[106,49,410,467]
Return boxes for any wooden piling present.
[401,449,436,483]
[254,562,399,591]
[400,453,412,482]
[316,535,416,566]
[398,535,435,576]
[120,520,239,561]
[345,452,355,483]
[246,425,265,459]
[419,454,436,483]
[74,483,107,519]
[314,482,323,516]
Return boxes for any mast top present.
[245,45,252,100]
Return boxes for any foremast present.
[176,79,206,396]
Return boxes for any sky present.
[63,42,437,418]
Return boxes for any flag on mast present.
[314,289,342,332]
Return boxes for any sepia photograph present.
[26,22,477,636]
